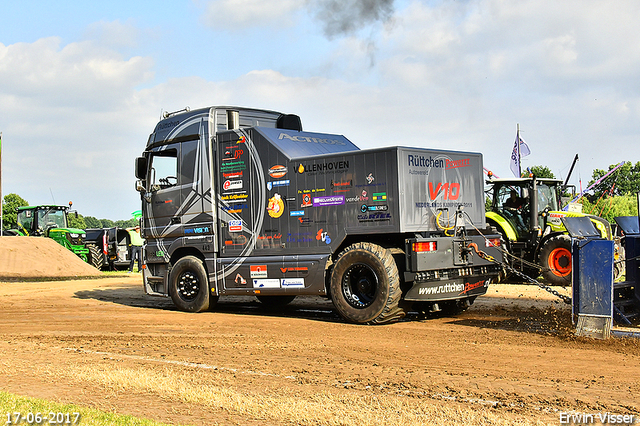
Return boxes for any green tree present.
[2,193,29,230]
[524,165,555,179]
[580,194,638,224]
[588,161,640,201]
[115,218,138,228]
[83,216,103,228]
[100,218,115,228]
[68,213,87,230]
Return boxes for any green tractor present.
[485,176,617,285]
[11,204,90,262]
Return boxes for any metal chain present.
[501,263,572,304]
[461,211,572,305]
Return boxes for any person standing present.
[128,225,143,273]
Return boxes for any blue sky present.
[1,0,639,220]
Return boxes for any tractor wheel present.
[86,244,104,269]
[256,295,297,308]
[168,256,215,312]
[330,242,405,324]
[539,235,572,286]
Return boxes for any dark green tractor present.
[12,205,90,262]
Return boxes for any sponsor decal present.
[446,158,471,169]
[224,235,247,246]
[223,171,243,178]
[220,161,246,172]
[429,182,460,200]
[366,173,374,184]
[278,132,346,145]
[460,279,489,294]
[408,154,445,168]
[280,266,309,273]
[331,179,352,192]
[418,282,464,295]
[357,213,392,222]
[281,278,305,288]
[221,193,248,201]
[269,165,288,178]
[295,160,350,174]
[360,204,388,213]
[234,273,246,285]
[257,232,282,241]
[236,135,246,144]
[373,192,387,201]
[298,217,313,226]
[316,229,331,244]
[313,195,345,207]
[287,232,313,243]
[184,226,211,234]
[301,193,312,208]
[250,265,268,279]
[253,279,280,288]
[156,120,180,131]
[221,203,248,213]
[229,220,242,232]
[267,179,290,190]
[223,149,244,161]
[290,210,304,216]
[267,193,285,218]
[223,179,243,191]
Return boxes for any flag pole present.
[516,123,521,177]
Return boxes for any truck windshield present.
[536,184,559,212]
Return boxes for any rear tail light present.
[413,241,437,252]
[485,238,501,248]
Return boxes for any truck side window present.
[149,150,178,191]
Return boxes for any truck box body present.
[137,106,502,321]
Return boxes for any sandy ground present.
[0,275,638,426]
[0,237,639,425]
[0,236,101,279]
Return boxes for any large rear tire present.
[539,235,572,285]
[86,243,104,269]
[169,256,214,312]
[330,242,405,324]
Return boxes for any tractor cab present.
[14,204,90,262]
[17,205,69,236]
[487,177,563,241]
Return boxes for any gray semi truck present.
[134,106,503,324]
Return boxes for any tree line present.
[1,193,138,231]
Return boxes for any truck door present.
[144,144,182,259]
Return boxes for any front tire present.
[330,242,405,324]
[169,256,213,312]
[539,235,572,285]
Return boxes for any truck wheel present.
[169,256,210,312]
[256,295,296,307]
[330,242,405,324]
[539,235,572,285]
[86,244,103,269]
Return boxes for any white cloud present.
[199,0,305,29]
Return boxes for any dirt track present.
[0,275,638,425]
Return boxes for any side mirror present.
[135,180,146,193]
[135,157,147,180]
